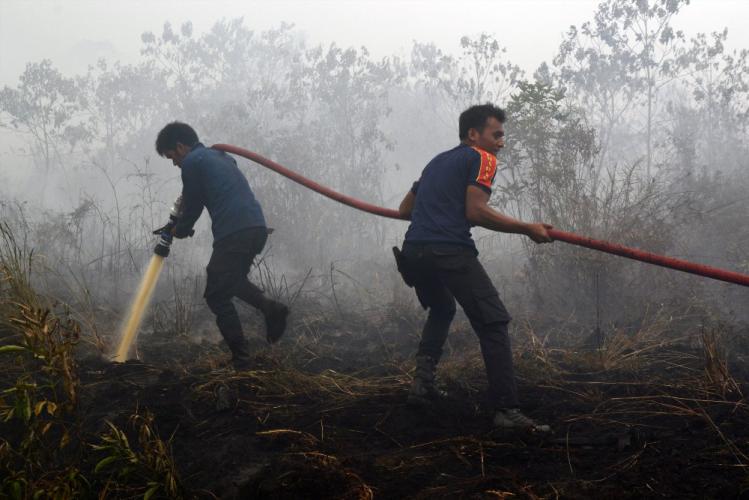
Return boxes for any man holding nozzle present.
[155,122,289,370]
[395,104,553,432]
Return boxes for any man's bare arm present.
[465,185,552,243]
[399,191,416,219]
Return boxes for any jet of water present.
[114,254,165,362]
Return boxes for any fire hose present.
[212,143,749,288]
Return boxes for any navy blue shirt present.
[175,143,266,242]
[404,143,498,249]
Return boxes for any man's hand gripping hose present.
[152,196,194,257]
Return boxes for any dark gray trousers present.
[204,227,269,353]
[401,242,518,409]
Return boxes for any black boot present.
[228,337,252,371]
[217,320,252,371]
[264,301,289,344]
[408,354,445,404]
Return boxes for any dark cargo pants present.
[204,227,270,354]
[401,242,519,409]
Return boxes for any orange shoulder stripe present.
[471,147,497,189]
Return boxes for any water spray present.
[113,197,187,362]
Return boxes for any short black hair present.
[155,122,200,156]
[458,104,506,140]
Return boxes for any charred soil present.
[54,316,749,499]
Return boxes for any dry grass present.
[0,222,85,498]
[701,325,742,399]
[2,216,749,497]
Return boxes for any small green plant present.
[92,411,186,499]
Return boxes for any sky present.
[2,0,749,87]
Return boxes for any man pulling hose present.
[396,104,553,432]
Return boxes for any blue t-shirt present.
[175,143,266,242]
[404,143,498,249]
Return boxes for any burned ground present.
[7,302,741,499]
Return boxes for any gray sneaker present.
[493,408,551,432]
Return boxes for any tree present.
[0,60,85,172]
[502,81,692,324]
[551,0,690,178]
[678,29,749,176]
[269,43,402,264]
[78,59,168,170]
[139,21,206,116]
[411,33,524,126]
[501,82,597,232]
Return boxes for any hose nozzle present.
[153,231,173,257]
[152,196,184,258]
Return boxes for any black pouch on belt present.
[392,246,417,287]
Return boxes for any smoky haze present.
[1,0,748,349]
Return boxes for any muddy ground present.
[61,306,749,499]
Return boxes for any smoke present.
[1,3,748,350]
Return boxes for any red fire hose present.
[213,143,749,288]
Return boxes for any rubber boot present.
[226,336,252,371]
[408,355,444,404]
[264,301,289,344]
